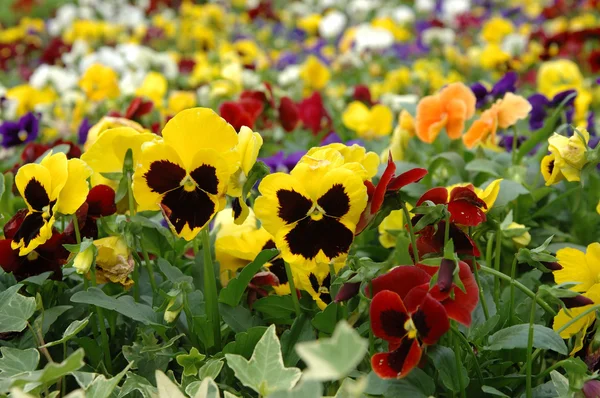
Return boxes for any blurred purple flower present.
[583,380,600,398]
[498,134,527,152]
[527,90,576,130]
[0,112,40,148]
[587,111,596,136]
[471,71,517,108]
[320,131,363,146]
[261,150,305,173]
[78,117,92,145]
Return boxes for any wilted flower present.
[93,236,134,288]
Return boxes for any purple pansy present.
[78,117,92,144]
[471,71,517,108]
[261,150,305,173]
[0,112,40,148]
[527,89,576,130]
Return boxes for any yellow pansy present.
[84,116,147,151]
[5,85,56,116]
[168,91,197,115]
[79,64,120,101]
[553,243,600,354]
[342,101,393,140]
[93,236,134,288]
[297,263,336,310]
[505,222,531,248]
[136,71,168,106]
[133,108,240,241]
[12,152,92,255]
[300,55,331,92]
[541,129,589,185]
[81,127,158,190]
[372,17,411,41]
[479,43,511,71]
[481,17,514,43]
[303,143,380,181]
[297,14,321,35]
[381,110,416,162]
[378,205,413,249]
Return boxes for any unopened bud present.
[437,259,456,293]
[334,282,360,302]
[73,246,94,274]
[542,261,563,271]
[561,295,594,309]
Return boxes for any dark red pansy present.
[178,58,196,74]
[447,186,487,226]
[416,261,479,326]
[109,97,153,121]
[4,209,28,239]
[52,139,82,159]
[278,96,299,132]
[368,265,431,299]
[412,221,480,259]
[86,185,117,217]
[372,338,422,379]
[297,91,332,135]
[370,290,410,344]
[20,142,50,164]
[416,187,449,206]
[403,289,451,344]
[248,0,279,21]
[219,100,263,131]
[353,85,374,106]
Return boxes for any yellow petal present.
[554,247,595,292]
[342,101,370,133]
[237,126,263,176]
[15,163,52,211]
[55,158,92,215]
[541,154,564,186]
[40,152,69,201]
[585,243,600,278]
[480,179,503,210]
[369,104,394,137]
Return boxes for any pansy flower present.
[415,82,476,143]
[470,71,517,109]
[133,108,240,241]
[228,126,263,224]
[297,91,332,135]
[299,55,330,92]
[255,162,367,270]
[12,152,92,255]
[463,93,531,149]
[65,185,117,241]
[299,265,333,310]
[81,127,158,190]
[92,236,134,288]
[108,97,154,122]
[527,90,576,131]
[79,63,120,102]
[83,116,148,151]
[370,288,449,378]
[0,112,39,148]
[219,98,263,131]
[541,128,590,185]
[416,184,492,227]
[342,101,393,140]
[302,143,380,181]
[381,110,416,163]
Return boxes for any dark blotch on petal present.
[13,212,46,247]
[24,178,49,211]
[411,309,431,338]
[285,217,354,260]
[145,160,186,194]
[190,164,219,195]
[380,309,409,338]
[161,187,215,234]
[276,189,312,223]
[317,184,350,218]
[387,339,414,373]
[232,197,242,219]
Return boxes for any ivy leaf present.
[118,373,157,398]
[225,324,301,396]
[0,285,36,333]
[0,348,39,393]
[176,347,206,377]
[10,349,85,393]
[295,321,367,382]
[155,371,185,398]
[185,377,220,398]
[218,249,278,307]
[267,381,323,398]
[85,364,132,398]
[223,326,268,359]
[198,359,224,380]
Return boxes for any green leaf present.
[0,285,36,333]
[186,377,220,398]
[492,180,530,208]
[382,368,436,398]
[428,152,466,180]
[466,159,501,176]
[155,370,185,398]
[482,386,510,397]
[99,172,123,181]
[219,248,278,307]
[549,371,569,397]
[281,314,315,367]
[267,381,323,398]
[219,303,264,333]
[0,173,4,202]
[485,324,568,355]
[157,258,192,284]
[118,373,157,398]
[252,295,295,324]
[296,321,367,381]
[0,348,39,393]
[427,346,469,393]
[85,364,132,398]
[334,377,368,398]
[41,315,92,348]
[223,326,268,359]
[225,324,301,396]
[242,161,270,198]
[71,287,163,326]
[311,303,341,334]
[176,347,206,377]
[11,349,85,392]
[71,372,97,389]
[198,359,224,381]
[123,334,181,383]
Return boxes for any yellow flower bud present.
[73,245,94,275]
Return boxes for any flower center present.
[309,205,325,221]
[27,251,39,261]
[404,318,418,339]
[18,130,28,141]
[180,175,197,192]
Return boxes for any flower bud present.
[164,296,183,323]
[542,261,563,271]
[561,295,594,309]
[437,259,456,293]
[73,246,94,274]
[583,380,600,398]
[334,281,360,302]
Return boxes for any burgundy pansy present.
[356,155,427,234]
[412,221,480,259]
[416,185,487,227]
[297,91,332,135]
[353,85,374,106]
[0,210,68,280]
[64,185,117,241]
[278,97,299,132]
[109,97,154,122]
[370,289,449,378]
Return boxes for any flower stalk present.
[201,226,221,351]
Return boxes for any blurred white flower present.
[502,33,528,57]
[441,0,471,23]
[415,0,435,12]
[422,27,456,47]
[319,10,347,39]
[380,93,418,113]
[29,65,79,92]
[354,24,394,52]
[278,65,301,87]
[391,6,415,25]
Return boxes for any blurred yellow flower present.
[79,64,120,101]
[297,14,321,35]
[342,101,393,140]
[168,91,197,115]
[5,85,55,116]
[300,55,330,92]
[481,17,514,43]
[378,205,413,249]
[84,116,148,151]
[381,110,415,162]
[136,71,168,105]
[505,222,531,248]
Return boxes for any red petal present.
[125,97,143,119]
[370,156,396,214]
[251,271,280,286]
[370,290,409,344]
[278,96,299,132]
[369,266,431,299]
[449,186,487,209]
[416,187,448,206]
[404,288,450,345]
[0,239,22,273]
[220,102,253,131]
[440,261,479,326]
[87,185,117,217]
[240,97,264,121]
[3,209,28,239]
[448,201,486,227]
[371,339,422,379]
[388,168,428,191]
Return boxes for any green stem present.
[182,291,199,348]
[479,265,556,316]
[131,258,140,302]
[493,228,502,304]
[444,210,450,245]
[126,170,136,218]
[526,294,537,398]
[508,256,517,326]
[201,227,221,351]
[138,239,157,292]
[89,264,113,374]
[535,359,570,381]
[401,201,419,264]
[452,324,466,398]
[285,262,301,317]
[451,327,484,386]
[469,228,489,320]
[369,280,375,354]
[72,215,81,244]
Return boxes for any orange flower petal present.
[463,108,497,149]
[445,99,467,139]
[496,92,532,129]
[439,82,477,119]
[416,95,445,143]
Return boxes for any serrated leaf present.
[485,324,567,355]
[225,324,301,396]
[71,287,163,326]
[296,321,367,382]
[0,285,36,333]
[0,347,39,392]
[219,249,278,307]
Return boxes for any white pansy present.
[421,27,456,47]
[80,47,127,73]
[29,65,79,92]
[415,0,435,12]
[278,65,301,87]
[442,0,471,23]
[379,93,419,113]
[391,6,415,25]
[119,70,146,96]
[353,24,394,52]
[502,33,528,57]
[319,10,347,39]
